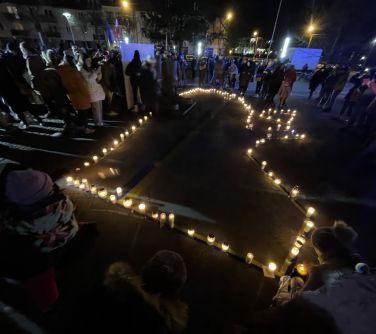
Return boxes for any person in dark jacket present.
[267,64,285,102]
[125,50,142,111]
[239,60,255,96]
[141,60,158,114]
[255,63,266,95]
[318,66,340,108]
[309,67,326,99]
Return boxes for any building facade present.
[0,1,148,49]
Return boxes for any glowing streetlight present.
[121,1,129,8]
[226,11,233,21]
[253,31,258,37]
[281,36,291,58]
[307,25,315,33]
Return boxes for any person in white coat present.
[77,54,105,127]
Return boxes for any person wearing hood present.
[77,53,105,127]
[214,56,225,88]
[58,50,94,135]
[228,59,238,88]
[322,66,349,112]
[125,50,142,112]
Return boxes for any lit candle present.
[300,134,306,139]
[267,133,272,140]
[125,131,130,137]
[123,198,133,208]
[284,135,289,139]
[110,147,114,151]
[268,262,277,272]
[138,203,146,211]
[90,185,97,194]
[261,161,267,170]
[131,125,136,132]
[268,127,272,132]
[260,139,266,144]
[120,133,125,141]
[113,140,119,147]
[116,187,122,196]
[274,178,282,185]
[304,220,315,232]
[268,171,274,178]
[144,116,148,121]
[160,213,167,222]
[93,155,98,162]
[221,242,229,252]
[102,148,108,155]
[290,186,299,198]
[245,252,254,264]
[255,140,260,147]
[82,178,88,184]
[84,162,90,167]
[207,233,215,245]
[168,213,175,227]
[79,183,86,190]
[74,179,80,187]
[295,236,306,248]
[247,148,253,156]
[98,188,107,198]
[109,194,116,203]
[138,118,143,125]
[187,228,195,237]
[152,212,159,220]
[66,176,73,183]
[306,207,315,217]
[277,124,281,131]
[291,247,300,257]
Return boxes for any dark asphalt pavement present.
[1,80,375,332]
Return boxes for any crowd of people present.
[309,65,376,140]
[175,54,298,107]
[0,41,129,135]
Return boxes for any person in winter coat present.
[228,60,238,88]
[141,60,158,114]
[19,41,46,94]
[309,67,326,99]
[303,221,361,292]
[77,54,105,127]
[339,79,366,119]
[198,57,207,87]
[39,50,74,131]
[318,66,340,108]
[125,50,142,111]
[284,65,297,89]
[239,60,254,96]
[255,63,266,95]
[74,251,188,334]
[0,163,80,311]
[267,64,285,102]
[278,80,292,108]
[0,51,31,128]
[214,56,225,87]
[58,50,94,135]
[322,66,349,112]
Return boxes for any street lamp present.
[62,12,75,44]
[226,11,233,21]
[253,31,258,37]
[307,24,316,47]
[121,1,129,8]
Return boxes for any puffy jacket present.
[58,63,91,110]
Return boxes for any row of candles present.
[242,98,316,274]
[66,87,315,276]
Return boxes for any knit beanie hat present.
[142,250,187,298]
[311,221,358,256]
[5,169,54,206]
